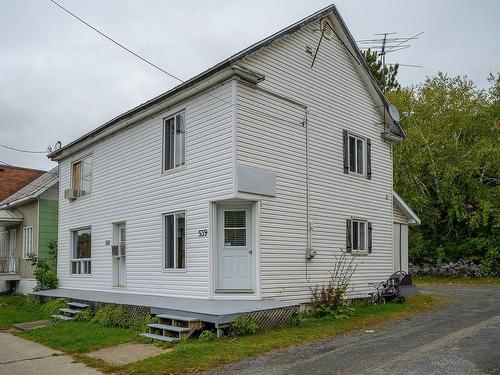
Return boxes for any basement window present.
[163,111,186,171]
[163,211,186,269]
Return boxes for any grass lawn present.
[78,294,444,375]
[414,276,500,286]
[19,321,138,353]
[0,295,48,329]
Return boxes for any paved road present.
[0,332,100,375]
[208,285,500,375]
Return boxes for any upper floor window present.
[163,111,185,171]
[343,130,371,179]
[71,155,92,196]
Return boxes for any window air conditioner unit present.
[112,245,126,257]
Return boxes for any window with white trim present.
[71,228,91,274]
[346,218,372,254]
[348,134,365,175]
[71,155,92,196]
[163,212,185,269]
[22,226,33,258]
[352,219,367,251]
[163,111,186,171]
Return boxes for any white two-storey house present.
[48,4,419,304]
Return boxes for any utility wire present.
[49,0,184,83]
[48,0,306,126]
[0,143,49,154]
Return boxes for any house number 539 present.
[198,229,208,237]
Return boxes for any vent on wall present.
[320,18,334,40]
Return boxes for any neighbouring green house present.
[0,167,58,294]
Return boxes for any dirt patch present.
[86,342,172,366]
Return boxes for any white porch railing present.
[0,257,20,274]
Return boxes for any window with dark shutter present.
[368,222,373,253]
[343,130,349,174]
[346,219,352,253]
[366,138,372,179]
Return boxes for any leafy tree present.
[387,73,500,272]
[361,48,401,92]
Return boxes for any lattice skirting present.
[243,306,299,330]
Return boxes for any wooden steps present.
[52,301,90,321]
[139,333,180,342]
[141,313,203,342]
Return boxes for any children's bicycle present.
[368,271,407,305]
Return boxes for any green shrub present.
[27,253,58,291]
[199,330,217,342]
[74,307,93,322]
[289,313,303,327]
[230,315,259,336]
[91,304,130,328]
[40,298,66,316]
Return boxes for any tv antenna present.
[357,31,424,92]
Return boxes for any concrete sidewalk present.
[0,332,100,375]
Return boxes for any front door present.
[217,205,253,291]
[112,224,126,287]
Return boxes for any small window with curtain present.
[71,155,92,197]
[163,111,186,171]
[163,211,186,269]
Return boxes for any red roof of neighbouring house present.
[0,164,46,201]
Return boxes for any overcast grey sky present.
[1,0,498,170]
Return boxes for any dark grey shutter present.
[368,222,373,253]
[343,130,349,174]
[346,219,352,253]
[366,138,372,179]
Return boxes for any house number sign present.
[198,229,208,237]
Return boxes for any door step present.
[139,333,179,342]
[140,314,203,341]
[147,323,190,333]
[51,314,74,321]
[67,302,90,309]
[52,300,90,322]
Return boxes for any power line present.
[48,0,307,127]
[49,0,183,83]
[0,143,49,154]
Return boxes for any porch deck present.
[33,288,298,325]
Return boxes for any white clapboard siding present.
[393,202,410,224]
[57,82,235,298]
[236,19,394,302]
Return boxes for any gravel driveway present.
[207,285,500,375]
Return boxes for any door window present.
[224,210,246,247]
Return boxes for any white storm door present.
[217,206,253,291]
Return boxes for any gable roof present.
[393,191,421,225]
[0,167,59,209]
[48,4,404,161]
[0,164,46,201]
